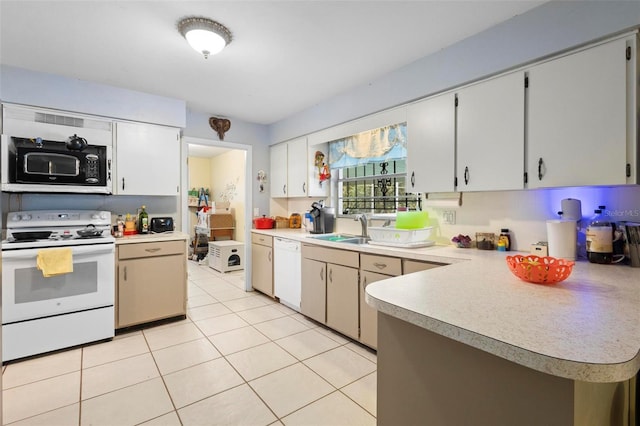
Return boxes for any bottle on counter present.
[138,205,149,234]
[116,214,124,237]
[586,206,614,264]
[498,229,511,251]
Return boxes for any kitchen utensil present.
[150,217,174,233]
[546,220,577,260]
[396,211,428,229]
[506,255,574,284]
[12,231,53,241]
[559,198,582,221]
[253,215,274,229]
[65,134,88,151]
[76,224,104,238]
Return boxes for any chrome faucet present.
[354,214,368,238]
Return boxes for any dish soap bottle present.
[498,229,511,251]
[138,205,149,234]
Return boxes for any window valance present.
[329,122,407,169]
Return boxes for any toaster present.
[150,217,174,233]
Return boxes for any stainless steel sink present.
[308,234,370,245]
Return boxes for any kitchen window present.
[329,122,421,215]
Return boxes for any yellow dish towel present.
[36,248,73,278]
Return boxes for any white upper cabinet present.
[114,121,180,195]
[407,93,456,193]
[456,71,525,192]
[270,142,288,198]
[527,36,634,188]
[287,137,308,197]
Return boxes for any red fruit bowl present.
[506,255,575,285]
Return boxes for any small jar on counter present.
[498,229,511,251]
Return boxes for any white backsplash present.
[270,185,640,252]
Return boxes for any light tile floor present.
[2,261,377,425]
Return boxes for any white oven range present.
[2,210,115,362]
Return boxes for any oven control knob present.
[21,214,32,221]
[11,214,21,221]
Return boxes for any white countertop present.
[115,231,189,245]
[253,228,640,383]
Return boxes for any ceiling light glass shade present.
[178,17,232,59]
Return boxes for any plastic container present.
[476,233,495,250]
[369,226,432,244]
[396,211,428,229]
[586,206,614,264]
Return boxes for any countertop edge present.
[115,231,190,244]
[366,291,640,383]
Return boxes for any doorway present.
[180,136,253,292]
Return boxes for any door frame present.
[180,136,253,292]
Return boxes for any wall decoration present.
[257,170,267,192]
[209,117,231,140]
[219,177,239,202]
[314,150,331,186]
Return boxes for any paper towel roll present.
[546,220,577,260]
[561,198,582,221]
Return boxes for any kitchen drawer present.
[403,259,445,274]
[302,244,359,268]
[251,233,272,247]
[361,254,402,276]
[118,240,186,260]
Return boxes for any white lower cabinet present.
[360,254,402,349]
[301,244,359,335]
[116,240,187,329]
[251,234,274,297]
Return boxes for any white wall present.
[183,109,270,223]
[269,1,640,143]
[210,150,247,242]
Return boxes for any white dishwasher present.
[274,237,302,312]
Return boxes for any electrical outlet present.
[442,210,456,225]
[253,207,260,217]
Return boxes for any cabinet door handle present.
[362,276,367,291]
[329,268,333,283]
[464,166,469,185]
[411,171,415,188]
[122,177,125,191]
[283,184,286,194]
[145,248,161,253]
[302,182,306,193]
[537,158,544,181]
[268,250,272,262]
[373,262,387,270]
[124,266,127,281]
[320,267,324,281]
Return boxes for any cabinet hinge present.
[454,96,459,107]
[626,163,631,178]
[626,46,632,61]
[524,172,528,184]
[524,76,529,88]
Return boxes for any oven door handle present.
[2,244,115,259]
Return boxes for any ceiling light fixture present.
[178,17,232,59]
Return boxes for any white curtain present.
[329,122,406,168]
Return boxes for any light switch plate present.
[253,207,260,217]
[442,210,456,225]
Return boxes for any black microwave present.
[1,136,112,194]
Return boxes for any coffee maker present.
[309,202,335,234]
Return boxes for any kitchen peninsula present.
[366,247,639,426]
